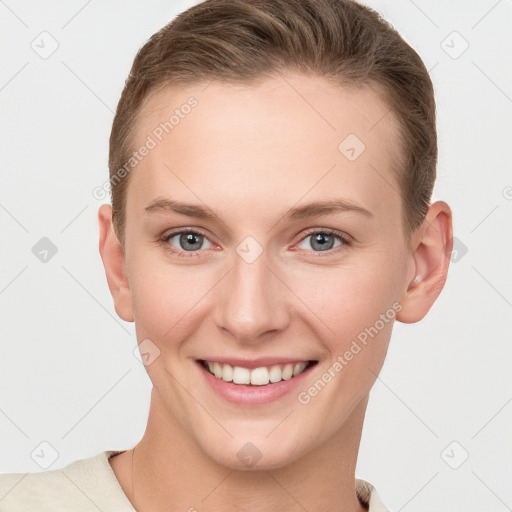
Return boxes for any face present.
[120,73,414,469]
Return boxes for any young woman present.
[0,0,452,510]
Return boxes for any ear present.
[396,201,453,323]
[98,204,134,322]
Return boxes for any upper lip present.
[198,357,316,369]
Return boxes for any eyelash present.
[159,227,352,259]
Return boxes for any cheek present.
[127,239,404,357]
[128,252,218,343]
[289,257,401,347]
[291,264,399,427]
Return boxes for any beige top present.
[0,450,390,511]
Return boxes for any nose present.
[213,250,290,345]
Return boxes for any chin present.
[198,433,310,472]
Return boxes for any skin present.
[98,72,452,511]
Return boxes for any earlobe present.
[396,201,453,324]
[98,204,134,323]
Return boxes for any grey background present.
[1,0,511,510]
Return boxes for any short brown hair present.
[109,0,436,246]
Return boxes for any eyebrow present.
[144,198,373,220]
[145,198,216,219]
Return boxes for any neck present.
[112,388,368,512]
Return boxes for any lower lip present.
[197,361,316,405]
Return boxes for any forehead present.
[127,73,402,226]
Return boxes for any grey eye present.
[169,232,213,252]
[298,232,343,252]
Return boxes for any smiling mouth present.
[199,359,318,386]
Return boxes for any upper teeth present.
[205,361,309,386]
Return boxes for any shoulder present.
[355,478,391,512]
[0,450,134,512]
